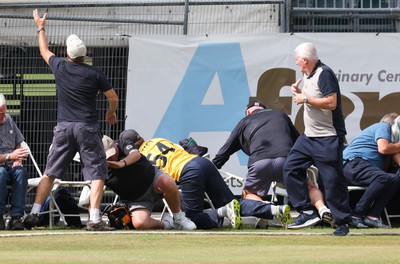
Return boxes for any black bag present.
[103,202,134,230]
[179,137,208,156]
[38,187,83,228]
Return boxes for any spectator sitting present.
[0,93,29,230]
[343,114,400,229]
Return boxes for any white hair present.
[0,94,6,107]
[295,42,318,62]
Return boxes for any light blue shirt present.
[343,122,391,169]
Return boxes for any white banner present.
[126,33,400,194]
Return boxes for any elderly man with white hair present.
[284,42,352,236]
[343,114,400,229]
[0,94,30,230]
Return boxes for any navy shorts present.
[45,122,108,181]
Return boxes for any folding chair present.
[22,141,65,228]
[23,141,44,195]
[45,150,94,228]
[47,180,91,227]
[28,146,92,228]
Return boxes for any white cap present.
[102,135,116,159]
[66,34,86,59]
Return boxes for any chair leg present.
[161,198,173,219]
[49,191,68,228]
[384,207,392,228]
[269,181,278,203]
[204,192,215,209]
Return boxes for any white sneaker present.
[319,206,334,227]
[173,212,197,230]
[161,214,174,230]
[226,199,242,229]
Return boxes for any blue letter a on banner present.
[155,42,250,143]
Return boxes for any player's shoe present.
[23,213,38,230]
[275,205,293,229]
[226,199,242,229]
[86,220,116,231]
[319,207,334,227]
[333,224,349,236]
[288,211,320,229]
[161,214,174,230]
[173,212,197,230]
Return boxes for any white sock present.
[217,204,228,218]
[89,208,101,223]
[271,205,279,216]
[318,206,328,216]
[31,203,42,215]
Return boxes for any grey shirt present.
[0,114,25,165]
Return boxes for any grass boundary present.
[1,229,400,238]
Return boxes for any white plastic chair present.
[28,146,92,228]
[23,141,63,228]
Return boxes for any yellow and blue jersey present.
[139,138,197,181]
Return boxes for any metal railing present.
[290,0,400,32]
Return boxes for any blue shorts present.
[45,122,108,181]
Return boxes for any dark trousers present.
[239,198,274,219]
[344,158,400,218]
[179,157,234,229]
[283,134,352,225]
[180,157,278,228]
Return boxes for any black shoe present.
[349,216,369,229]
[23,213,39,230]
[9,216,24,231]
[333,224,349,236]
[288,211,320,229]
[363,217,391,229]
[0,217,5,230]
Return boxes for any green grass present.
[1,227,400,263]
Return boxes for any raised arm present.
[33,9,54,64]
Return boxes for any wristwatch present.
[303,96,308,104]
[5,154,10,161]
